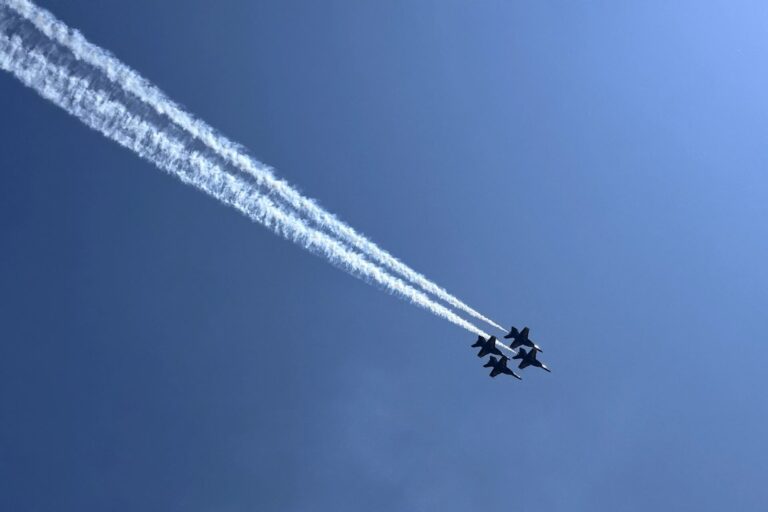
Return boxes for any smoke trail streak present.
[0,27,491,338]
[3,0,504,332]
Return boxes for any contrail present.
[3,0,504,333]
[0,22,491,338]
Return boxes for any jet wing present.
[525,339,542,352]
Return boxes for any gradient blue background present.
[2,1,767,510]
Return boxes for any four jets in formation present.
[472,327,550,381]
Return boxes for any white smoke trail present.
[0,29,491,338]
[3,0,504,332]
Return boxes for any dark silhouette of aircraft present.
[471,335,504,358]
[513,347,551,372]
[504,326,542,352]
[483,356,522,380]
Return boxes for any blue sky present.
[1,1,768,510]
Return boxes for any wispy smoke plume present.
[0,21,490,337]
[3,0,503,332]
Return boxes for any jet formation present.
[472,326,551,381]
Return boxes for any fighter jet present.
[513,347,551,373]
[471,335,504,358]
[483,356,522,380]
[504,326,542,352]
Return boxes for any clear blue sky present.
[2,1,767,510]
